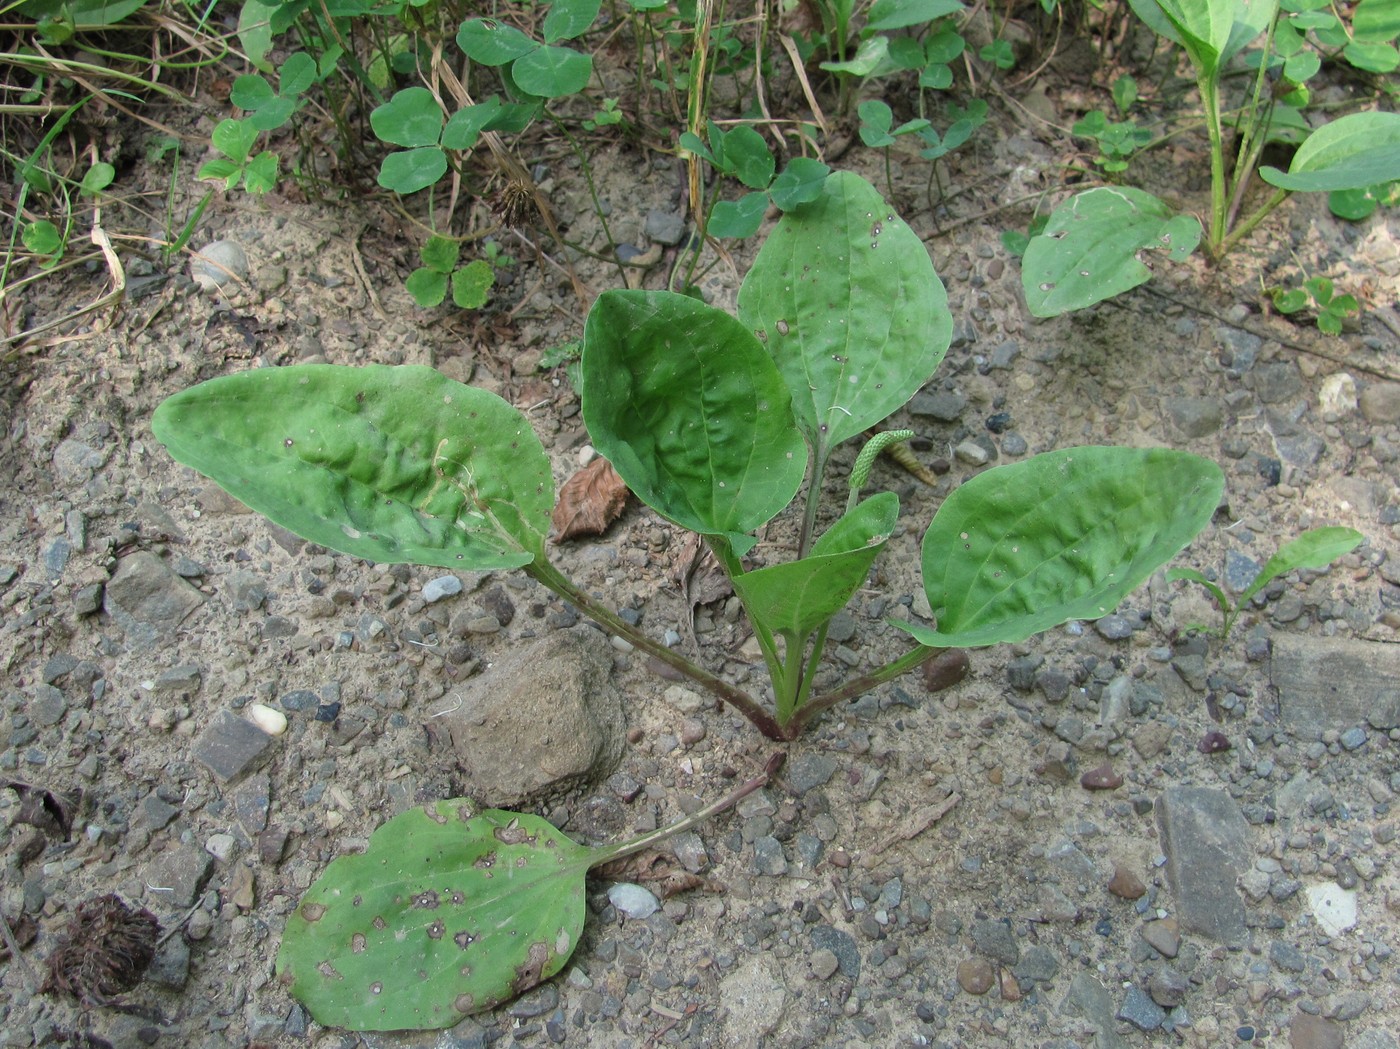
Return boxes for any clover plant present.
[153,171,1221,740]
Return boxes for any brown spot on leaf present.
[351,933,367,953]
[426,921,445,940]
[451,891,466,905]
[493,822,536,846]
[413,890,440,910]
[300,902,326,922]
[422,804,449,824]
[372,916,387,931]
[511,940,551,996]
[550,457,628,543]
[474,852,496,869]
[455,930,476,950]
[454,993,475,1013]
[317,961,343,980]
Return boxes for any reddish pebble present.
[922,648,970,693]
[1080,762,1124,790]
[999,968,1023,1002]
[1198,730,1231,753]
[626,727,644,744]
[829,849,851,868]
[678,718,706,745]
[956,958,994,995]
[1107,863,1147,900]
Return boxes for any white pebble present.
[1307,881,1358,937]
[423,575,464,603]
[610,634,634,653]
[190,239,249,292]
[578,444,597,467]
[246,703,287,736]
[607,882,660,919]
[206,832,237,861]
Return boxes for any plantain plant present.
[153,171,1223,741]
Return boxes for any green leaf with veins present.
[152,364,553,569]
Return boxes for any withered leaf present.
[4,781,79,841]
[593,850,721,899]
[551,457,628,543]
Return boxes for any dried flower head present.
[493,178,533,229]
[42,894,160,1005]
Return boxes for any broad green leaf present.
[1329,180,1399,220]
[452,259,495,309]
[580,290,807,553]
[859,100,896,147]
[79,161,114,196]
[542,0,601,42]
[737,171,952,461]
[1261,111,1400,192]
[767,158,830,210]
[1021,187,1201,317]
[248,95,297,131]
[211,117,259,164]
[277,802,593,1030]
[152,364,553,569]
[230,73,275,110]
[484,101,540,134]
[719,125,775,190]
[866,0,965,30]
[707,191,769,238]
[1238,526,1362,605]
[979,39,1015,69]
[370,87,443,148]
[442,98,502,150]
[731,493,899,641]
[1344,40,1400,72]
[405,266,449,307]
[895,447,1224,647]
[1129,0,1277,71]
[925,29,965,63]
[820,35,891,76]
[22,219,62,255]
[279,51,318,96]
[1354,0,1400,41]
[378,147,448,194]
[456,19,538,64]
[511,45,592,97]
[196,158,240,187]
[236,0,278,71]
[242,151,279,194]
[420,234,459,272]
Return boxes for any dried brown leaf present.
[551,457,629,543]
[4,781,79,841]
[594,850,721,899]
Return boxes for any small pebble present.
[246,703,288,736]
[1107,864,1146,900]
[190,239,249,291]
[606,883,659,919]
[1080,763,1124,790]
[956,957,994,995]
[810,948,840,980]
[678,719,706,745]
[423,575,463,603]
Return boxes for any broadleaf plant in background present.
[154,170,1223,744]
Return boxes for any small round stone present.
[957,957,995,995]
[190,239,249,292]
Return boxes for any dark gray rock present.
[192,709,276,784]
[1012,945,1060,983]
[104,551,206,643]
[1156,786,1249,944]
[27,685,66,728]
[143,844,213,908]
[645,209,685,246]
[438,629,626,807]
[1271,635,1400,734]
[1253,361,1303,403]
[909,390,967,421]
[786,752,837,795]
[971,918,1020,965]
[810,925,860,979]
[1224,550,1261,593]
[752,836,787,876]
[1094,614,1134,641]
[1062,972,1128,1049]
[1117,986,1166,1031]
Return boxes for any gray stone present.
[1164,396,1223,438]
[786,752,837,795]
[1117,985,1166,1031]
[192,709,276,784]
[1094,614,1134,641]
[1156,786,1250,944]
[1012,945,1060,984]
[1171,652,1208,692]
[423,575,463,602]
[1340,726,1368,751]
[1275,431,1326,466]
[718,955,788,1049]
[190,238,249,291]
[146,936,191,989]
[809,948,840,980]
[154,664,202,693]
[1253,361,1303,403]
[104,551,206,642]
[439,629,626,807]
[1351,1030,1399,1049]
[909,390,967,421]
[1270,941,1307,973]
[1062,972,1128,1049]
[753,836,788,876]
[27,685,66,728]
[954,440,989,466]
[143,844,213,908]
[1360,382,1400,424]
[140,794,180,830]
[1147,966,1188,1008]
[1271,635,1400,735]
[607,883,659,919]
[971,917,1020,965]
[645,209,685,246]
[52,439,110,485]
[810,925,860,979]
[1224,550,1261,593]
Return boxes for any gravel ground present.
[2,108,1400,1049]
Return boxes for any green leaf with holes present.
[895,447,1224,648]
[275,802,597,1031]
[1260,111,1400,192]
[737,170,951,463]
[1020,187,1201,317]
[580,290,807,555]
[151,364,553,569]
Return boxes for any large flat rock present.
[1156,786,1250,945]
[1270,635,1400,736]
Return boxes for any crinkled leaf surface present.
[895,447,1223,647]
[152,364,552,569]
[580,290,807,554]
[732,493,898,640]
[1021,187,1201,317]
[1260,111,1400,192]
[737,171,950,462]
[276,802,597,1031]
